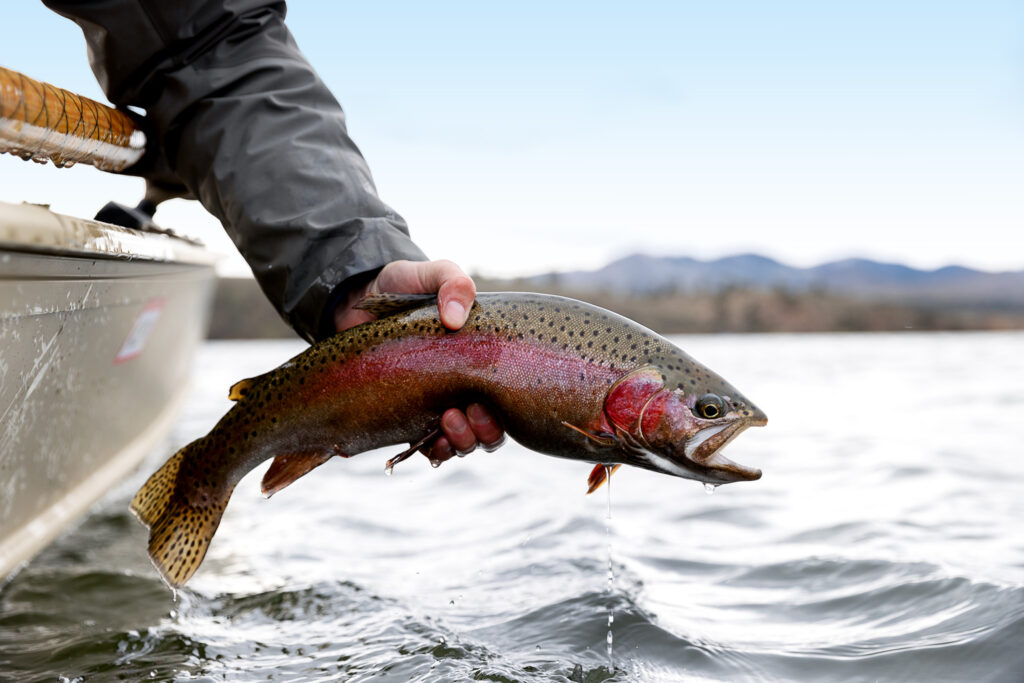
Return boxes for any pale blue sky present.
[2,1,1022,276]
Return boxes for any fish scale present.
[131,292,767,587]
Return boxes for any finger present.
[466,403,505,451]
[364,260,476,330]
[417,261,475,330]
[441,408,477,456]
[427,435,456,466]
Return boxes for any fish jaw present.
[633,391,767,485]
[683,419,765,483]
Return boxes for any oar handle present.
[0,65,145,172]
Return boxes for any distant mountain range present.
[522,254,1024,310]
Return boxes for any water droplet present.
[385,465,393,476]
[704,482,716,495]
[430,459,441,468]
[449,599,455,606]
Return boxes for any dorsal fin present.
[354,293,437,317]
[227,370,272,401]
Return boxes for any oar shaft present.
[0,66,144,172]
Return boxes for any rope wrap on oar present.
[0,66,145,172]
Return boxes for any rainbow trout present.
[132,292,767,586]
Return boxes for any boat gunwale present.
[0,200,220,268]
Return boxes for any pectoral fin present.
[587,464,621,494]
[261,451,340,497]
[561,421,618,448]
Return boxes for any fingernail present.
[444,301,466,326]
[444,412,468,436]
[481,434,507,453]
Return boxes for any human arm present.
[45,0,505,458]
[43,0,424,343]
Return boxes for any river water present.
[2,332,1022,682]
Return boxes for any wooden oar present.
[0,65,144,172]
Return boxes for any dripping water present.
[604,465,615,671]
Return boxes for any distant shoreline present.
[207,277,1024,339]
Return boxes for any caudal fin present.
[130,439,233,588]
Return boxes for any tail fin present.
[130,439,234,588]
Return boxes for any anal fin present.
[262,450,341,497]
[587,464,621,495]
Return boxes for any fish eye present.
[696,394,725,419]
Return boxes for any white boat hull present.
[0,201,218,577]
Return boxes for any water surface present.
[2,332,1022,681]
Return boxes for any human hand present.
[333,259,506,465]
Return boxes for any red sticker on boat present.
[115,298,165,364]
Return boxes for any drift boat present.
[0,67,218,577]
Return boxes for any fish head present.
[606,360,767,485]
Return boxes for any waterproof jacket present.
[44,0,427,342]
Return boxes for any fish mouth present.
[689,418,765,483]
[647,417,764,484]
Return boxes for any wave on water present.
[2,335,1024,682]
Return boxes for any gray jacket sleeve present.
[43,0,428,342]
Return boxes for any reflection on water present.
[2,333,1022,681]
